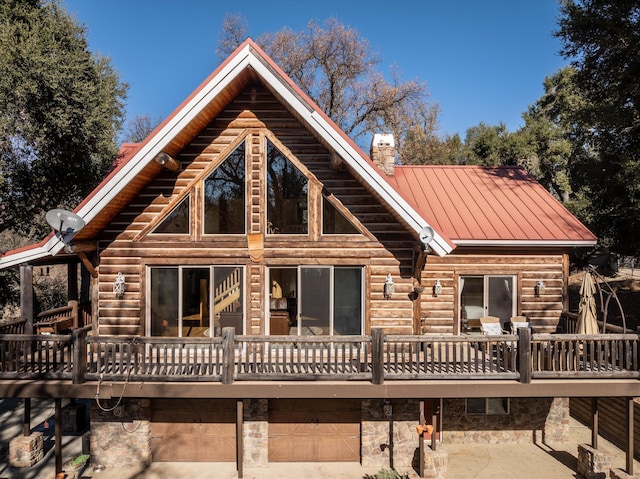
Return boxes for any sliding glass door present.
[269,266,363,336]
[459,275,516,333]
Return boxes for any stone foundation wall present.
[90,398,151,468]
[361,399,420,469]
[443,397,569,444]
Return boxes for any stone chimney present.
[370,133,395,176]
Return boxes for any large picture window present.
[266,139,308,234]
[204,141,246,234]
[268,266,363,336]
[148,265,244,337]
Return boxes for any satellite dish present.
[419,226,435,246]
[46,209,85,246]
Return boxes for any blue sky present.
[63,0,567,140]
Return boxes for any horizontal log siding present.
[96,84,415,336]
[421,251,565,334]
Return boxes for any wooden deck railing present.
[531,333,639,379]
[0,318,26,335]
[1,327,639,384]
[383,334,519,380]
[0,332,76,380]
[234,334,373,381]
[84,334,225,382]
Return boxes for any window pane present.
[153,196,190,234]
[487,398,509,415]
[487,276,514,325]
[334,268,362,335]
[214,267,244,334]
[466,398,486,414]
[266,140,308,234]
[323,197,359,234]
[204,142,245,234]
[150,268,178,336]
[182,268,210,336]
[300,267,330,334]
[461,276,484,321]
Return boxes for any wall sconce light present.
[534,279,545,297]
[114,272,126,298]
[383,273,395,300]
[433,278,442,297]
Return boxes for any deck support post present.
[419,400,425,478]
[55,398,62,474]
[23,398,30,437]
[371,328,385,385]
[20,265,34,335]
[222,327,235,384]
[627,396,634,475]
[72,328,88,384]
[591,397,599,449]
[431,399,438,452]
[237,399,243,478]
[518,327,531,383]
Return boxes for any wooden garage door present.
[268,399,361,462]
[151,399,236,462]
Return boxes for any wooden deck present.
[1,327,638,385]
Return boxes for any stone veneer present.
[443,397,569,444]
[90,398,151,469]
[243,399,268,468]
[8,432,44,467]
[361,399,420,469]
[577,443,612,479]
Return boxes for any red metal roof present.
[388,165,596,245]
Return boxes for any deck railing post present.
[371,328,385,385]
[72,328,88,384]
[222,327,235,385]
[518,327,532,384]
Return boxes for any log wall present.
[94,82,567,336]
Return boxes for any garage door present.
[151,399,236,462]
[268,399,361,462]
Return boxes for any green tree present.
[556,0,640,254]
[217,15,440,164]
[0,0,127,240]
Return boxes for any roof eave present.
[454,239,598,248]
[0,238,65,269]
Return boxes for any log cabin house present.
[1,39,638,475]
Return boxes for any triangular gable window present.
[204,141,246,234]
[266,139,308,234]
[322,196,359,234]
[152,195,190,234]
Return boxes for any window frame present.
[146,264,245,338]
[265,137,309,236]
[458,274,517,334]
[465,397,510,415]
[201,139,248,237]
[267,265,364,336]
